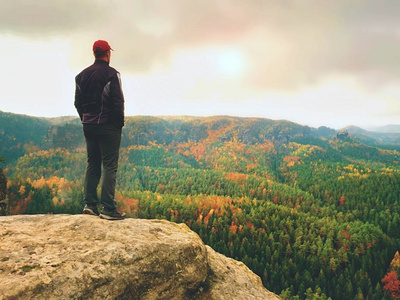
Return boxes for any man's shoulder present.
[75,62,119,81]
[75,64,95,79]
[97,63,119,77]
[107,65,119,75]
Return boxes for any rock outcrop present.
[0,214,279,300]
[336,129,349,140]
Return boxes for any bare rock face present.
[0,215,279,300]
[198,246,280,300]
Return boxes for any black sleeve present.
[110,72,125,128]
[74,77,83,120]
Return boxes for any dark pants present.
[83,124,121,211]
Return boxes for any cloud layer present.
[2,1,399,85]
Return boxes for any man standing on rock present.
[75,40,125,220]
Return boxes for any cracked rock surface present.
[0,214,279,300]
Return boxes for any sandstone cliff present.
[0,215,279,300]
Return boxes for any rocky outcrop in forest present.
[0,214,279,300]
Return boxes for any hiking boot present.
[100,209,125,220]
[82,204,99,216]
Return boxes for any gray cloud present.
[0,0,108,35]
[2,0,400,90]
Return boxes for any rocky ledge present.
[0,215,279,300]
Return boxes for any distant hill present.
[0,111,88,163]
[0,111,338,162]
[370,124,400,133]
[3,110,399,162]
[0,111,49,162]
[343,125,400,148]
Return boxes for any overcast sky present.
[0,0,399,129]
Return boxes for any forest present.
[1,110,400,299]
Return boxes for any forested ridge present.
[1,111,400,299]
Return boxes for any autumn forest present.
[1,111,400,299]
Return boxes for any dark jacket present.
[75,60,125,128]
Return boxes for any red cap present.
[93,40,113,53]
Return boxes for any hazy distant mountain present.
[0,111,336,162]
[2,110,398,163]
[369,124,400,133]
[343,125,400,147]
